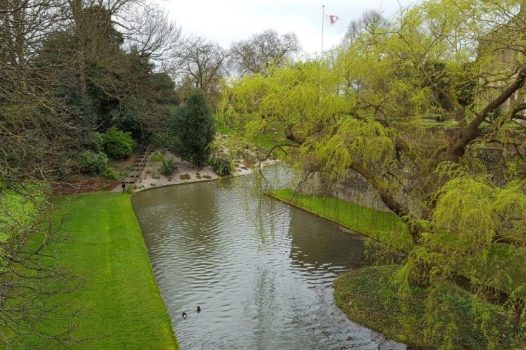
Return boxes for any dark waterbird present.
[182,312,187,319]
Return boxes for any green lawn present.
[16,192,178,349]
[269,189,413,252]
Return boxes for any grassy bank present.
[17,192,178,349]
[334,266,520,349]
[270,189,526,298]
[269,189,412,252]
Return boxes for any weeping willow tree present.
[219,0,526,347]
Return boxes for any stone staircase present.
[124,145,151,185]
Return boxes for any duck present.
[182,312,187,319]
[196,305,201,313]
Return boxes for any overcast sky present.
[157,0,418,55]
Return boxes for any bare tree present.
[1,0,74,183]
[229,29,299,76]
[171,36,228,102]
[0,0,178,346]
[0,0,81,343]
[119,3,182,66]
[343,10,389,46]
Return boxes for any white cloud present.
[157,0,418,55]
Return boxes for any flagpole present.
[321,5,325,57]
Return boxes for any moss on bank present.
[0,185,46,242]
[334,266,520,349]
[14,192,178,349]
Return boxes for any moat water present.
[132,167,405,350]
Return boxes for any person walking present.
[121,180,126,193]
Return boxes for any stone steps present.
[122,146,151,185]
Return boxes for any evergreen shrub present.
[103,127,136,159]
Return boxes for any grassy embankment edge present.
[16,192,178,349]
[268,188,412,252]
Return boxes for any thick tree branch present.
[449,64,526,160]
[349,161,423,243]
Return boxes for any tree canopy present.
[229,29,299,76]
[171,89,215,168]
[219,0,526,347]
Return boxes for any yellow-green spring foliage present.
[0,185,47,269]
[431,178,526,253]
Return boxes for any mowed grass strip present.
[268,189,413,252]
[23,192,178,349]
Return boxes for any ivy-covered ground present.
[334,265,520,349]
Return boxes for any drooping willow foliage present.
[219,0,526,347]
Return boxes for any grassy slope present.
[23,192,178,349]
[269,189,526,298]
[269,189,413,252]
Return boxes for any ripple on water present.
[132,170,406,350]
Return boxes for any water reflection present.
[132,169,405,350]
[289,208,367,270]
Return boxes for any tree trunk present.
[350,162,423,244]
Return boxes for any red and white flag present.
[328,15,339,25]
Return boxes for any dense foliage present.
[209,157,232,176]
[170,89,215,167]
[161,159,177,177]
[1,0,180,184]
[77,150,109,175]
[83,132,105,152]
[103,127,136,159]
[220,0,526,347]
